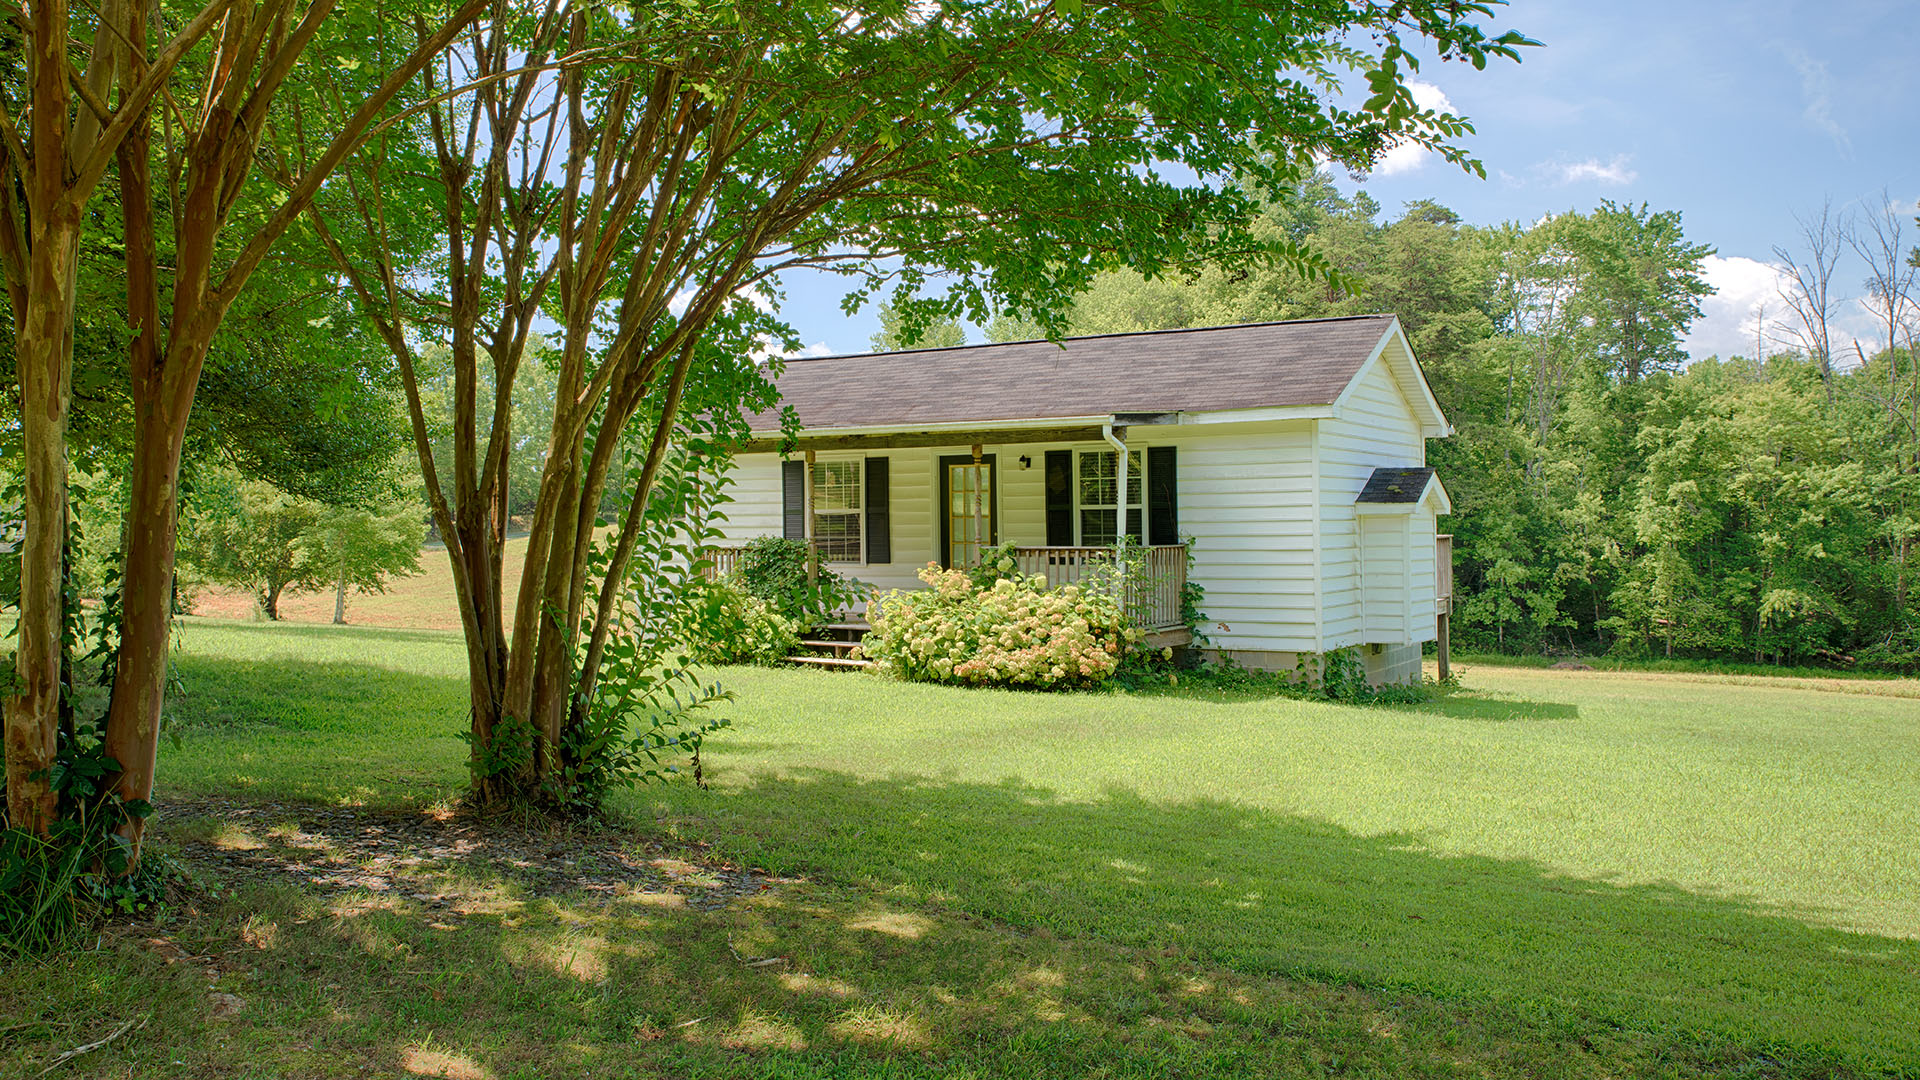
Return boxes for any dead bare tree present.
[1772,199,1847,400]
[1847,190,1919,427]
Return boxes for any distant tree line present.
[888,178,1920,671]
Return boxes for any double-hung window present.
[811,459,863,562]
[1076,449,1143,546]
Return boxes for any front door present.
[939,454,997,568]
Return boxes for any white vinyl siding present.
[718,321,1442,650]
[1320,334,1437,648]
[1358,513,1410,643]
[723,426,1319,650]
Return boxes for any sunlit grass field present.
[6,618,1917,1078]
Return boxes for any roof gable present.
[1331,320,1450,439]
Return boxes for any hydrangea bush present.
[862,564,1141,688]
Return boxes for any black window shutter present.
[782,460,805,540]
[1045,450,1073,546]
[865,456,890,563]
[1147,445,1178,545]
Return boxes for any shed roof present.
[752,315,1403,432]
[1355,466,1438,504]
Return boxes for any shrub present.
[734,535,867,626]
[863,564,1140,689]
[684,577,801,665]
[1,719,169,957]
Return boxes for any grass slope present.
[187,537,532,630]
[5,618,1915,1078]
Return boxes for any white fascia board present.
[1330,318,1453,440]
[1167,405,1336,425]
[747,414,1115,441]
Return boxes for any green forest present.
[884,181,1920,671]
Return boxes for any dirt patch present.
[1548,661,1594,671]
[161,797,787,913]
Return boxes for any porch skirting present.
[1204,643,1423,687]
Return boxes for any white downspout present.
[1102,421,1128,616]
[1101,420,1128,552]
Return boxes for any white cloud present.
[751,336,835,365]
[1687,255,1908,366]
[1370,81,1453,177]
[1784,48,1850,155]
[1683,255,1791,361]
[1543,154,1639,186]
[670,284,778,318]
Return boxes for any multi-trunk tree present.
[297,0,1531,805]
[1,0,484,846]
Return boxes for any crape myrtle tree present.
[297,0,1531,806]
[0,0,486,841]
[0,0,237,832]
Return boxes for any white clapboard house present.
[713,314,1453,684]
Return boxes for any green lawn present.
[7,618,1918,1078]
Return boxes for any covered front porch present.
[707,539,1190,637]
[715,419,1191,639]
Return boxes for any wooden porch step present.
[799,639,861,653]
[783,655,872,670]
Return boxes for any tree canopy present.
[1042,182,1920,669]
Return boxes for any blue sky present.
[763,0,1919,362]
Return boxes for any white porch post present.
[1102,423,1130,617]
[803,448,818,586]
[971,442,986,564]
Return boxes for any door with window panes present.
[938,454,996,567]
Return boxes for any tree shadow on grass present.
[1116,680,1580,721]
[1397,694,1581,721]
[14,788,1911,1080]
[660,769,1920,1076]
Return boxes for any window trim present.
[1073,447,1145,547]
[810,456,867,565]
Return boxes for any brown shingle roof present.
[1355,466,1437,503]
[752,315,1397,432]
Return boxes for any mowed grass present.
[187,536,535,629]
[6,618,1918,1078]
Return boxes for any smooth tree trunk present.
[2,0,92,834]
[103,391,195,824]
[0,0,267,834]
[86,0,489,859]
[334,564,347,624]
[4,203,82,833]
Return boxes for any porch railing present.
[1011,545,1188,631]
[699,542,1188,631]
[699,541,819,583]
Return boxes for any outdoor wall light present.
[1019,455,1032,469]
